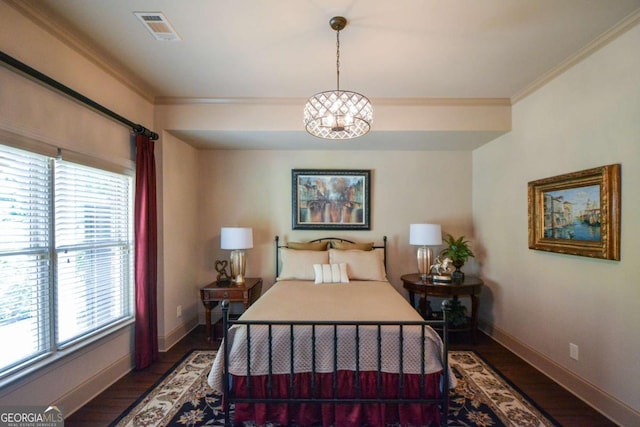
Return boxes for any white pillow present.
[277,248,329,281]
[328,248,387,281]
[313,263,349,284]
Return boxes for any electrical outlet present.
[177,305,182,318]
[569,343,579,360]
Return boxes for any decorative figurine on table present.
[215,260,231,286]
[430,254,455,282]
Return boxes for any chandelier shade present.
[304,16,372,140]
[304,90,373,139]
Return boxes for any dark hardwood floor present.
[65,326,617,427]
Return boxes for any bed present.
[208,236,452,427]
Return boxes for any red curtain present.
[134,133,159,369]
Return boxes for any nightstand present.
[401,273,483,343]
[200,277,262,341]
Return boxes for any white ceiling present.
[18,0,640,150]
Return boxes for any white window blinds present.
[54,160,133,346]
[0,146,52,374]
[0,144,134,378]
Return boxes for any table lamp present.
[409,223,442,280]
[221,227,253,284]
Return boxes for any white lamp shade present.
[409,224,442,246]
[221,227,253,250]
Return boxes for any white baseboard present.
[159,315,200,352]
[57,353,133,417]
[480,320,639,426]
[62,316,200,417]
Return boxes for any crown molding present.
[7,0,155,103]
[512,7,640,104]
[154,96,511,107]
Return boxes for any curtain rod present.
[0,50,158,140]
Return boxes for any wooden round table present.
[401,273,483,343]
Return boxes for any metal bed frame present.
[220,236,451,427]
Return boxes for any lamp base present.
[416,246,433,281]
[229,249,246,285]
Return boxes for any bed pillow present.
[330,241,374,251]
[287,241,329,251]
[277,248,329,281]
[329,248,386,281]
[313,263,349,284]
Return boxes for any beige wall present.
[156,131,201,348]
[473,23,640,425]
[196,150,476,297]
[0,0,153,415]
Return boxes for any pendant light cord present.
[336,30,341,91]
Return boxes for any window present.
[0,144,133,379]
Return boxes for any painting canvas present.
[543,185,601,241]
[292,169,370,230]
[528,164,620,260]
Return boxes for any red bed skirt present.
[231,370,442,427]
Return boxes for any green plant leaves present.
[442,234,475,264]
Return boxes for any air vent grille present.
[134,12,181,41]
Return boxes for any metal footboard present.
[221,300,450,427]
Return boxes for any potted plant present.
[441,234,475,281]
[447,297,469,328]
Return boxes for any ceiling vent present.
[134,12,181,41]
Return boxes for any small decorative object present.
[409,223,442,280]
[528,164,620,260]
[431,254,455,282]
[221,227,254,284]
[292,169,370,230]
[215,260,231,287]
[441,234,475,282]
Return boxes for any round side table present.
[401,273,483,343]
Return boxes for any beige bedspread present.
[208,280,449,392]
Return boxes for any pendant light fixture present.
[304,16,373,140]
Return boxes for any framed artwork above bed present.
[292,169,371,230]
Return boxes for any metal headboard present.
[275,235,388,278]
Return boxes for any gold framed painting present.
[528,164,621,260]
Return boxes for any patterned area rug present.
[110,350,559,427]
